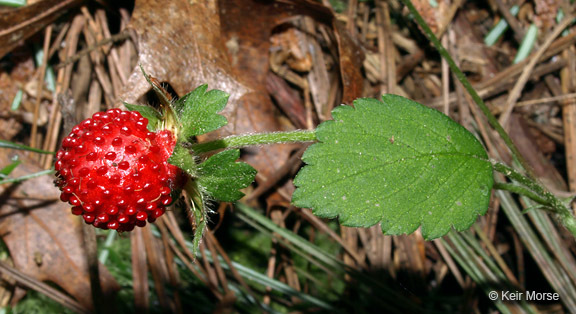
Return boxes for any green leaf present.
[1,157,21,178]
[196,149,256,202]
[292,95,494,240]
[123,102,162,132]
[173,85,229,139]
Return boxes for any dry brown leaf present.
[0,0,83,60]
[120,0,362,182]
[120,0,245,108]
[534,0,559,30]
[218,0,363,178]
[0,47,38,140]
[0,150,118,310]
[220,0,363,105]
[119,0,284,180]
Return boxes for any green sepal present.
[123,102,162,132]
[184,180,207,258]
[196,149,257,202]
[191,198,207,258]
[168,144,199,177]
[139,65,172,108]
[173,85,229,139]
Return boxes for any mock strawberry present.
[54,108,185,231]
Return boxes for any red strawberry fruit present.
[55,108,185,231]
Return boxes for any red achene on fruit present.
[55,108,185,231]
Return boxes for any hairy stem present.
[492,162,556,207]
[493,162,576,238]
[558,211,576,239]
[191,130,317,154]
[493,182,549,206]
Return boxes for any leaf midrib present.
[301,151,489,200]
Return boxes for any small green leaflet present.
[196,149,257,202]
[172,84,229,139]
[292,95,494,240]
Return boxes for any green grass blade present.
[497,190,576,308]
[513,24,538,64]
[0,0,26,7]
[0,140,54,154]
[0,169,54,184]
[235,202,345,269]
[484,5,520,46]
[10,89,23,111]
[1,159,21,178]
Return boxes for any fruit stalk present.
[190,130,317,154]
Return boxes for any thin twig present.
[55,28,130,69]
[0,262,88,313]
[31,25,52,150]
[82,224,103,314]
[499,16,575,127]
